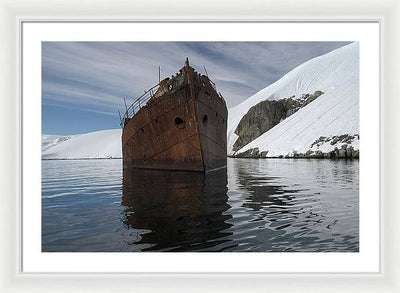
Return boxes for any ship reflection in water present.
[41,158,359,252]
[121,168,233,252]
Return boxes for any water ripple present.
[42,158,358,252]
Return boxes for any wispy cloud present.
[42,41,350,115]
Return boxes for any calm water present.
[42,158,359,252]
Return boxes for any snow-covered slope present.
[42,129,122,159]
[42,134,76,152]
[228,42,359,157]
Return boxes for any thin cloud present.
[42,41,351,114]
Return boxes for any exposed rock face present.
[232,134,359,159]
[310,134,359,149]
[308,134,359,159]
[234,148,268,158]
[232,91,323,151]
[232,100,286,151]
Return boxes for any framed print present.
[1,0,399,292]
[22,21,379,273]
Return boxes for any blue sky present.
[42,41,350,135]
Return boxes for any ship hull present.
[122,65,227,172]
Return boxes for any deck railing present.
[118,70,220,127]
[120,83,160,127]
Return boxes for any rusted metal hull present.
[122,61,227,172]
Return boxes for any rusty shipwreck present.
[120,59,227,172]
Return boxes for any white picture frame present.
[1,0,398,292]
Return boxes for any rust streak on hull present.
[122,59,227,172]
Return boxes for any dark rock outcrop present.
[232,134,359,159]
[308,135,360,159]
[232,100,286,151]
[310,134,359,149]
[234,148,269,158]
[232,91,323,151]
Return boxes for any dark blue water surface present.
[42,158,359,252]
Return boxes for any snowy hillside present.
[42,134,76,152]
[228,42,359,158]
[42,129,122,159]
